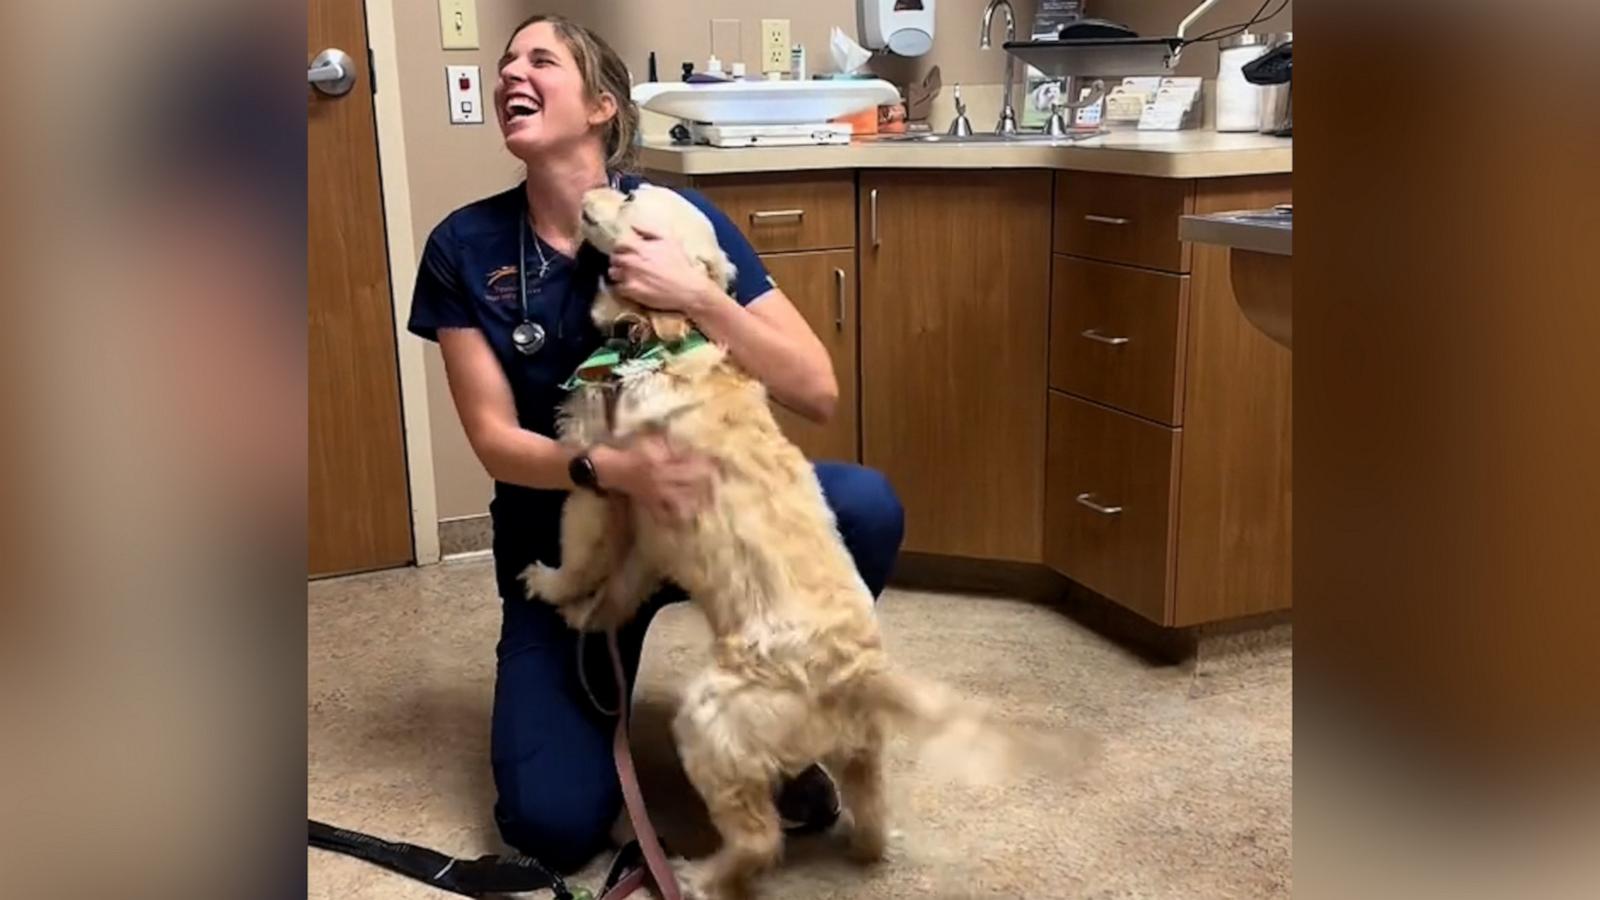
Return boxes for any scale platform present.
[691,122,854,148]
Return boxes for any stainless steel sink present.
[866,130,1105,145]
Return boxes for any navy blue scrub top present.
[407,175,774,551]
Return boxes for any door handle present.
[1083,214,1130,226]
[833,268,846,332]
[1080,328,1131,346]
[309,48,357,97]
[869,188,880,247]
[1074,492,1123,516]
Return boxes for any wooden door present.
[308,0,412,576]
[762,250,858,462]
[859,170,1052,562]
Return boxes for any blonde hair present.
[506,14,638,173]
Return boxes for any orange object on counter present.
[877,102,907,133]
[833,106,879,136]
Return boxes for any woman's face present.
[495,22,614,163]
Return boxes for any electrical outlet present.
[760,19,790,74]
[438,0,479,51]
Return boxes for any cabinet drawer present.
[1044,392,1180,624]
[1054,172,1194,271]
[1050,256,1189,425]
[694,172,855,253]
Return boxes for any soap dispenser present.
[860,0,936,57]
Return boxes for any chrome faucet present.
[979,0,1019,135]
[947,84,975,136]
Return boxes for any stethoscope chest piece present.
[512,320,546,356]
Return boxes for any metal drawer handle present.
[870,188,881,247]
[1083,214,1130,226]
[1075,492,1124,516]
[1080,328,1131,346]
[750,208,805,223]
[833,268,846,332]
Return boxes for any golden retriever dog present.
[524,184,1094,900]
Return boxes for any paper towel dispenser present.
[859,0,935,57]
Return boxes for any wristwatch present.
[568,452,606,495]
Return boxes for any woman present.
[407,15,904,873]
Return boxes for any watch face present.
[570,455,599,491]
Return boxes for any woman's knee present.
[493,756,620,873]
[814,463,905,595]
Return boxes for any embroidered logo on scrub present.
[485,265,519,304]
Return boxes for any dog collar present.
[561,329,710,391]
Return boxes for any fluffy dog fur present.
[524,185,1095,900]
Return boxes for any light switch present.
[438,0,479,50]
[446,65,484,124]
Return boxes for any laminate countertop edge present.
[638,132,1292,179]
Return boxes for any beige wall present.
[392,0,1290,522]
[1092,0,1292,77]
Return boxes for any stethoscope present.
[511,175,622,357]
[510,219,551,356]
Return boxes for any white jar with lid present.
[1216,33,1270,132]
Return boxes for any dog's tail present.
[856,669,1099,784]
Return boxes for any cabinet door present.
[1172,177,1293,625]
[761,249,858,462]
[859,170,1052,562]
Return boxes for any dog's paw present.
[519,562,561,603]
[843,817,900,865]
[670,858,716,900]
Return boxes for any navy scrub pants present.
[488,462,904,872]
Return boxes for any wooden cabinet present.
[1044,392,1181,623]
[650,162,1292,628]
[1050,256,1189,425]
[1045,173,1291,626]
[1170,177,1293,625]
[1055,171,1196,271]
[760,250,858,461]
[693,171,855,254]
[692,173,860,462]
[858,170,1052,562]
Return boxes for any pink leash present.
[598,627,681,900]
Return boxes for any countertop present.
[638,129,1292,180]
[1179,207,1293,255]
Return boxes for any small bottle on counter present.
[790,44,807,81]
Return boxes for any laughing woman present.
[406,15,904,873]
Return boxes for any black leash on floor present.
[309,818,651,900]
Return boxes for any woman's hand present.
[590,434,714,523]
[607,223,718,313]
